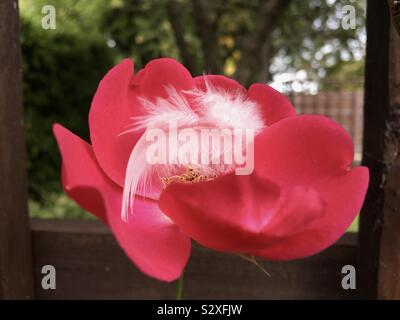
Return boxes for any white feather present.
[187,81,265,134]
[121,86,199,135]
[121,79,265,220]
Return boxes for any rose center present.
[161,167,216,190]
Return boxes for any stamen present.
[161,167,217,190]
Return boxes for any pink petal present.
[252,115,368,256]
[89,58,195,187]
[159,115,369,260]
[159,173,279,252]
[133,58,195,99]
[253,115,355,187]
[194,75,247,95]
[254,167,369,259]
[248,83,296,125]
[159,173,326,254]
[53,124,191,281]
[107,197,191,282]
[53,123,116,223]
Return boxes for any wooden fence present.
[289,91,364,162]
[30,219,357,299]
[1,0,400,300]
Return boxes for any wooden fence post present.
[358,1,400,300]
[358,0,390,299]
[377,11,400,300]
[0,0,34,299]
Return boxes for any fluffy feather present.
[121,79,265,221]
[188,80,265,134]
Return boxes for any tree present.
[103,0,365,86]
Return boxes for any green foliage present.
[273,0,365,77]
[100,0,365,86]
[29,193,94,219]
[348,215,359,233]
[319,59,365,91]
[21,16,115,206]
[20,0,111,40]
[101,0,183,70]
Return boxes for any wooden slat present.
[288,92,363,160]
[353,91,364,158]
[0,0,34,299]
[358,0,390,300]
[377,21,400,300]
[31,219,358,300]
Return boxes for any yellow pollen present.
[161,167,216,190]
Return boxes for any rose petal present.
[194,75,247,95]
[107,196,192,282]
[254,166,369,259]
[159,172,327,254]
[133,58,195,99]
[89,58,195,187]
[248,83,296,125]
[53,124,191,281]
[254,115,355,187]
[159,115,368,260]
[53,123,115,222]
[159,173,279,252]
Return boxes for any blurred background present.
[20,0,365,229]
